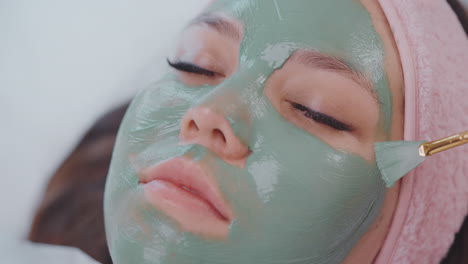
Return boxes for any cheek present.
[123,81,200,155]
[251,107,381,194]
[330,135,376,162]
[243,112,385,245]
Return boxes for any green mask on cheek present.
[104,0,393,263]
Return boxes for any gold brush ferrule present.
[419,131,468,157]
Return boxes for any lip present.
[139,157,233,238]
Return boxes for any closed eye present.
[289,102,354,132]
[167,59,218,77]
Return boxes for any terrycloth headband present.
[377,1,468,263]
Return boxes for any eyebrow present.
[188,16,379,104]
[190,13,243,42]
[290,50,380,104]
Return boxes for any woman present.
[29,0,467,263]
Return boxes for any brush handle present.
[419,131,468,156]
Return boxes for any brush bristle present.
[374,141,427,187]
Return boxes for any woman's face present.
[104,0,403,263]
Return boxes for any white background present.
[1,0,209,240]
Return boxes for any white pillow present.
[0,0,209,240]
[0,236,101,264]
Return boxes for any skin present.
[344,1,404,263]
[104,0,404,263]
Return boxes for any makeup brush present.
[375,131,468,187]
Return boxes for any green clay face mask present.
[104,0,393,263]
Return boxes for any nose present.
[179,107,250,167]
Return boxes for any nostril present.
[188,120,199,132]
[212,129,227,144]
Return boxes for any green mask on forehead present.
[104,1,393,263]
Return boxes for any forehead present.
[205,0,379,60]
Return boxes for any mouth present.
[139,157,233,239]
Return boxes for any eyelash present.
[168,59,352,132]
[289,102,353,132]
[167,59,217,77]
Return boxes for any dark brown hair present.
[29,103,129,264]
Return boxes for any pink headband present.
[377,0,468,263]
